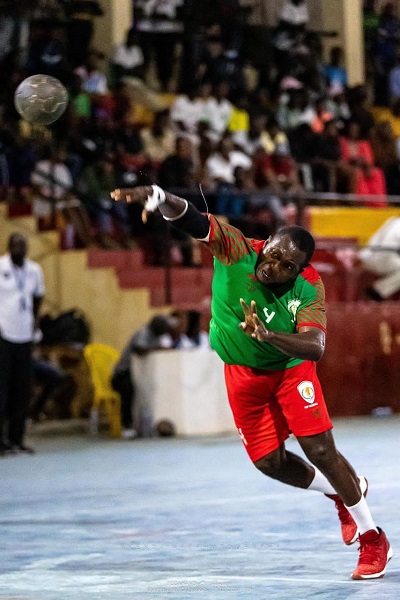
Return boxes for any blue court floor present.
[0,416,399,600]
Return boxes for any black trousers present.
[0,337,32,447]
[111,370,135,430]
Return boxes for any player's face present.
[255,234,306,285]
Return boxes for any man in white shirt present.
[0,233,45,454]
[359,217,400,301]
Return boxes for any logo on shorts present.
[297,380,316,405]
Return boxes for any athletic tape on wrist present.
[144,184,166,212]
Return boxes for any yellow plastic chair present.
[83,343,122,438]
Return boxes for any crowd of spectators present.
[1,0,400,259]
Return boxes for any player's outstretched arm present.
[111,185,210,238]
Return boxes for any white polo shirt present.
[0,255,45,343]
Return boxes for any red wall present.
[317,303,400,416]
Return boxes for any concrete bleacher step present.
[87,248,144,270]
[117,267,166,289]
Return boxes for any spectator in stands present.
[311,119,344,192]
[140,109,176,165]
[170,84,210,137]
[67,73,92,126]
[311,97,334,133]
[111,314,182,438]
[65,0,104,68]
[388,53,400,104]
[75,50,108,96]
[227,93,251,143]
[374,1,400,105]
[370,120,400,194]
[325,84,351,125]
[277,88,315,131]
[185,310,210,348]
[109,27,145,86]
[347,85,376,139]
[206,81,234,142]
[31,145,96,248]
[359,216,400,301]
[254,146,303,196]
[158,136,197,190]
[205,133,252,191]
[134,0,184,92]
[339,120,387,203]
[76,154,134,248]
[25,23,69,85]
[232,113,268,156]
[323,46,348,89]
[279,0,310,32]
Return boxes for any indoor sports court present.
[1,415,399,599]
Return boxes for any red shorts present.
[224,361,333,462]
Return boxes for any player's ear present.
[262,237,271,252]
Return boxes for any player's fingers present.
[240,298,250,316]
[252,313,262,326]
[250,300,257,313]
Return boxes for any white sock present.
[345,495,378,536]
[307,467,336,495]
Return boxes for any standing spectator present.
[0,233,45,455]
[206,81,234,142]
[135,0,184,92]
[64,0,104,68]
[109,27,145,86]
[323,47,348,89]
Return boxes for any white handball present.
[14,74,69,126]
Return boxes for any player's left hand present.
[239,298,271,342]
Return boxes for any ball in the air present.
[14,74,68,125]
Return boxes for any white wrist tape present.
[144,184,166,212]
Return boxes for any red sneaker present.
[326,476,368,545]
[352,527,393,580]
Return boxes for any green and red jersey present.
[204,215,326,370]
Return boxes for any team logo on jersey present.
[297,380,316,404]
[288,299,301,322]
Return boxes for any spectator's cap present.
[280,76,303,90]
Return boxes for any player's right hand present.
[111,186,153,203]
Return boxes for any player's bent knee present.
[303,442,337,469]
[254,452,284,477]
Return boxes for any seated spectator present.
[311,97,334,133]
[254,147,303,196]
[205,134,252,189]
[206,81,234,142]
[185,310,210,348]
[109,26,144,86]
[30,352,74,422]
[232,114,268,156]
[111,314,182,437]
[311,119,344,192]
[170,90,200,136]
[261,118,291,155]
[325,84,351,125]
[339,120,387,203]
[140,109,176,165]
[277,88,315,131]
[76,154,134,248]
[158,136,197,190]
[205,134,252,215]
[359,216,400,301]
[31,145,95,247]
[227,93,250,142]
[75,50,108,96]
[67,73,92,126]
[370,120,400,194]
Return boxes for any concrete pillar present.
[92,0,133,57]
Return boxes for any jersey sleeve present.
[296,273,327,332]
[204,215,258,264]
